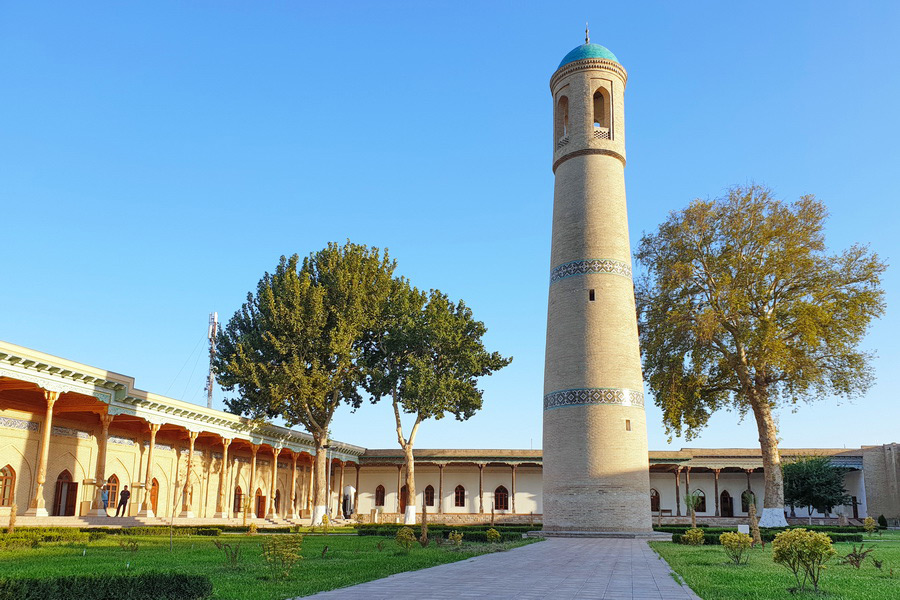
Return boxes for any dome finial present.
[585,22,590,44]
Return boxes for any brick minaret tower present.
[542,35,652,533]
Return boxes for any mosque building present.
[2,40,897,529]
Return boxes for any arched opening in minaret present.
[593,88,610,129]
[555,96,569,140]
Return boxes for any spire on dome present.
[585,23,590,44]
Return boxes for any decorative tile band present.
[52,426,92,440]
[109,435,136,446]
[234,456,250,464]
[0,416,39,432]
[543,387,644,410]
[550,258,632,284]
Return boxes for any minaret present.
[542,37,652,533]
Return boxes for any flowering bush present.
[486,528,501,544]
[719,531,752,565]
[682,528,705,546]
[772,528,836,592]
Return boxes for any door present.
[150,479,160,513]
[53,471,78,516]
[720,491,734,518]
[400,485,408,514]
[274,490,281,515]
[852,496,859,519]
[255,489,266,518]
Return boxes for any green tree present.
[783,456,852,524]
[364,285,511,524]
[215,242,395,524]
[636,185,885,527]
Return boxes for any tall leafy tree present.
[365,284,512,524]
[636,185,885,527]
[215,242,395,524]
[783,456,852,524]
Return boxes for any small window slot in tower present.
[625,419,632,431]
[589,289,595,302]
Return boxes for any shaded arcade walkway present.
[301,537,701,600]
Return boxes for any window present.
[106,474,119,504]
[454,485,465,507]
[0,465,14,507]
[494,486,509,511]
[694,489,706,513]
[625,419,631,431]
[233,486,244,513]
[555,96,569,139]
[593,88,610,128]
[741,490,755,513]
[375,485,385,507]
[424,485,435,507]
[589,289,595,301]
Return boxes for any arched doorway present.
[53,470,78,516]
[720,490,734,517]
[150,478,160,514]
[255,488,266,519]
[650,489,660,512]
[106,474,119,508]
[399,485,408,514]
[494,486,509,511]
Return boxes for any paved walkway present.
[301,538,701,599]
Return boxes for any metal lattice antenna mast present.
[205,312,218,409]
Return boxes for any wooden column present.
[713,469,721,517]
[437,463,444,514]
[395,464,402,513]
[138,422,160,516]
[289,452,299,520]
[249,444,259,519]
[354,463,360,516]
[685,466,691,496]
[214,438,231,518]
[674,467,682,517]
[25,390,59,516]
[478,463,485,514]
[511,464,517,513]
[268,447,279,519]
[337,461,345,518]
[298,458,307,515]
[306,460,313,511]
[93,413,115,515]
[180,431,199,517]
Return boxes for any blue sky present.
[2,1,898,452]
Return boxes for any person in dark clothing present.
[115,486,130,517]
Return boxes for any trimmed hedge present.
[0,572,212,600]
[355,524,538,536]
[673,531,863,545]
[1,526,223,538]
[656,525,865,534]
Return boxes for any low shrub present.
[719,531,752,565]
[448,530,464,546]
[864,517,878,535]
[772,528,836,593]
[195,528,221,537]
[485,528,501,543]
[212,539,243,570]
[395,527,416,553]
[682,528,705,546]
[839,544,875,569]
[674,531,862,545]
[261,534,303,579]
[0,572,212,600]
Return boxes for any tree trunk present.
[311,435,328,525]
[749,391,788,527]
[403,444,416,525]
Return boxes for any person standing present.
[115,485,130,517]
[101,486,109,512]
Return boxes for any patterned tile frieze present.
[543,387,644,410]
[0,416,39,432]
[549,258,632,284]
[52,425,92,440]
[109,435,136,446]
[234,456,250,464]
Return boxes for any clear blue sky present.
[2,1,898,452]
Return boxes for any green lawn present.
[651,532,900,600]
[0,533,539,599]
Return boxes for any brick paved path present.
[300,538,701,599]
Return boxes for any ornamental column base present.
[24,507,49,517]
[178,510,195,519]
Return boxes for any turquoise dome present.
[557,43,619,68]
